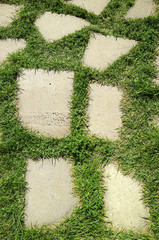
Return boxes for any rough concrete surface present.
[83,33,137,71]
[35,12,90,42]
[125,0,156,19]
[104,163,150,232]
[88,83,122,140]
[67,0,111,15]
[0,3,22,27]
[17,69,74,138]
[25,158,78,226]
[0,39,26,63]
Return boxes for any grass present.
[0,0,159,239]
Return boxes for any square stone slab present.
[17,69,74,138]
[88,83,122,140]
[0,4,22,27]
[83,33,137,71]
[0,39,26,64]
[35,12,90,42]
[67,0,111,15]
[25,158,78,226]
[104,163,150,232]
[125,0,156,19]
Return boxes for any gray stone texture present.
[67,0,111,15]
[0,3,22,27]
[25,158,78,226]
[35,12,90,42]
[17,69,74,138]
[125,0,156,19]
[104,163,150,232]
[83,33,137,71]
[88,83,122,140]
[0,39,26,64]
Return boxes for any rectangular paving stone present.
[88,83,122,140]
[25,158,78,226]
[17,70,74,138]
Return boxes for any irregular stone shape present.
[0,4,22,27]
[83,33,137,71]
[25,158,78,226]
[17,69,74,138]
[35,12,90,42]
[0,39,26,64]
[67,0,111,15]
[125,0,156,19]
[88,83,122,140]
[104,163,150,232]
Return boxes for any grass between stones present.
[0,0,159,239]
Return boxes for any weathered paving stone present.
[0,3,22,27]
[67,0,111,15]
[17,69,74,138]
[83,33,137,71]
[88,83,122,140]
[25,158,78,226]
[104,163,150,232]
[125,0,156,19]
[35,12,90,42]
[0,39,26,64]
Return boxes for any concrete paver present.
[0,39,26,64]
[35,12,90,42]
[104,163,150,232]
[67,0,111,15]
[17,69,74,138]
[25,158,78,226]
[0,3,22,27]
[88,83,122,140]
[125,0,156,19]
[83,33,137,71]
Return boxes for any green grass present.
[0,0,159,239]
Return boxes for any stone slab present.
[88,83,122,140]
[104,163,150,232]
[25,158,78,226]
[67,0,111,15]
[125,0,156,19]
[0,39,26,64]
[83,33,137,71]
[17,69,74,138]
[0,4,22,27]
[35,12,90,42]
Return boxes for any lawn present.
[0,0,159,239]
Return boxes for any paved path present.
[0,0,158,233]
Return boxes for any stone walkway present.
[0,0,158,234]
